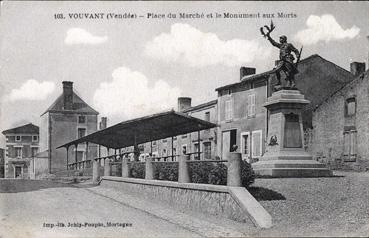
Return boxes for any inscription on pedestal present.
[284,113,302,148]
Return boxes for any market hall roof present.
[57,110,217,150]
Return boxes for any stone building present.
[215,54,355,160]
[311,62,368,170]
[39,81,99,173]
[2,123,40,178]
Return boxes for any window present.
[15,136,21,142]
[225,99,233,121]
[203,142,211,160]
[15,147,22,158]
[205,112,210,122]
[241,132,250,156]
[181,135,187,139]
[162,139,167,143]
[162,149,167,157]
[173,148,177,155]
[78,115,86,123]
[152,141,157,146]
[77,128,86,139]
[251,130,262,158]
[248,94,256,117]
[345,97,356,116]
[32,135,38,142]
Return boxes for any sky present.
[0,1,368,148]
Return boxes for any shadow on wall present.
[248,186,286,201]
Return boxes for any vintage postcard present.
[0,1,368,238]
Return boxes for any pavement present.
[0,180,202,238]
[0,179,254,238]
[1,171,368,238]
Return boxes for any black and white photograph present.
[0,1,368,237]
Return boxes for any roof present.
[215,54,352,91]
[41,91,98,116]
[314,70,369,110]
[2,123,39,135]
[57,110,216,150]
[182,99,217,113]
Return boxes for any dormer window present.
[15,136,21,142]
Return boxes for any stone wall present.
[311,72,369,169]
[99,176,272,228]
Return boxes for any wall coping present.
[101,176,229,193]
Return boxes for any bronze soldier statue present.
[261,21,301,90]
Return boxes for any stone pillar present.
[92,159,100,184]
[178,154,190,183]
[104,159,111,176]
[227,152,242,187]
[121,158,130,178]
[145,157,154,180]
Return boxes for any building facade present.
[311,63,368,169]
[2,123,40,178]
[215,54,355,160]
[39,81,99,173]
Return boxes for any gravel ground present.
[252,171,369,237]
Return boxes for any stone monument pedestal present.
[252,90,332,177]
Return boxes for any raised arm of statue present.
[267,35,281,48]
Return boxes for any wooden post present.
[66,146,69,170]
[75,143,78,164]
[85,142,89,162]
[227,152,242,187]
[171,136,174,161]
[197,130,201,160]
[178,154,190,183]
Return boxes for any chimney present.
[177,97,192,112]
[350,62,366,76]
[99,117,107,130]
[240,67,256,80]
[62,81,73,110]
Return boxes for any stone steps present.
[253,167,333,177]
[253,160,327,169]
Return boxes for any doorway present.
[14,166,23,178]
[221,129,237,159]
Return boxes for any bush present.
[240,160,255,188]
[153,162,178,181]
[189,160,255,188]
[130,163,145,179]
[131,160,255,188]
